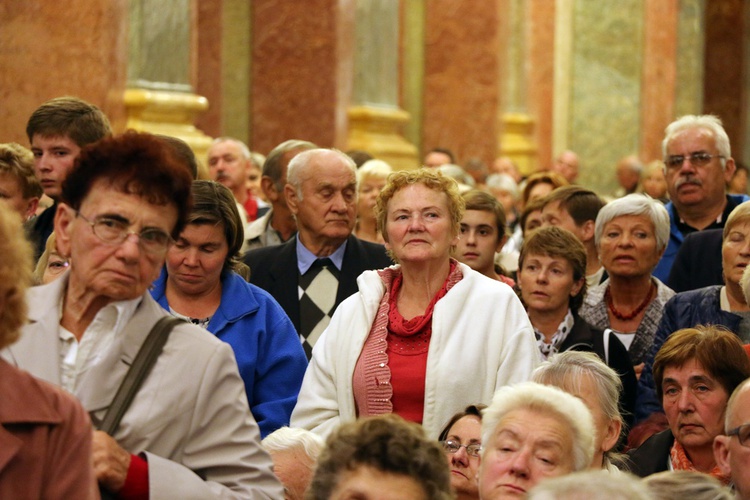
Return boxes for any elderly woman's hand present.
[92,430,132,493]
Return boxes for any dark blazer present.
[562,315,638,428]
[667,228,724,293]
[625,429,673,477]
[243,234,392,333]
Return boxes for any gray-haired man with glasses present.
[714,377,750,499]
[652,115,749,283]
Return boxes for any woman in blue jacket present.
[151,180,307,437]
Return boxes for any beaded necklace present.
[605,282,654,321]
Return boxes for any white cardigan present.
[291,262,540,438]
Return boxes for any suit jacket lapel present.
[268,239,301,331]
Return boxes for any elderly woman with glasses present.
[437,405,486,500]
[580,194,675,381]
[2,132,282,498]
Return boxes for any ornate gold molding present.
[347,105,419,170]
[123,88,213,178]
[500,112,537,175]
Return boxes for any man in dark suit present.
[244,148,392,358]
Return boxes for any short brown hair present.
[438,404,486,442]
[375,168,465,262]
[519,226,587,313]
[521,171,569,206]
[520,197,546,237]
[462,190,507,240]
[653,325,750,401]
[542,186,604,226]
[26,96,111,147]
[62,131,193,239]
[0,143,43,198]
[186,180,247,278]
[308,414,452,500]
[0,206,33,349]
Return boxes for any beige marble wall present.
[422,0,502,167]
[129,0,191,90]
[567,0,645,195]
[0,1,129,143]
[674,0,705,118]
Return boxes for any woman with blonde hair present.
[354,159,392,244]
[292,168,538,438]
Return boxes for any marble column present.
[346,0,418,170]
[251,0,355,153]
[125,0,212,177]
[422,0,502,167]
[500,0,538,176]
[0,1,129,144]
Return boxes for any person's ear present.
[570,277,585,298]
[24,197,39,221]
[579,219,595,243]
[724,158,737,184]
[495,234,508,253]
[54,204,75,258]
[713,435,732,476]
[261,177,277,201]
[601,419,622,455]
[285,184,299,215]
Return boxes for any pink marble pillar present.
[0,1,129,143]
[251,0,355,153]
[422,0,502,166]
[640,0,678,162]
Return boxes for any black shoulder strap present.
[96,316,183,435]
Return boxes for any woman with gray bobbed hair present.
[580,194,674,380]
[478,382,595,499]
[532,351,625,472]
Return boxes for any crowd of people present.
[0,95,749,500]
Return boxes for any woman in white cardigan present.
[291,168,539,438]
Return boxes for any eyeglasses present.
[665,152,725,169]
[76,211,172,256]
[441,440,481,458]
[727,423,750,448]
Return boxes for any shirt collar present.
[296,235,347,274]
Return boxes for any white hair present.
[644,470,734,500]
[486,173,520,200]
[210,137,251,160]
[357,159,393,186]
[662,115,730,170]
[262,426,325,465]
[286,148,357,201]
[481,382,595,472]
[532,351,623,427]
[527,469,652,500]
[594,194,670,252]
[437,164,476,188]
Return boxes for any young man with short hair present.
[453,189,514,286]
[26,97,111,260]
[541,185,606,288]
